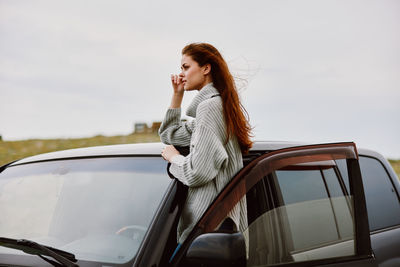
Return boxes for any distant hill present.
[1,134,399,178]
[0,133,160,166]
[389,160,400,178]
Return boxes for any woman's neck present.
[198,76,213,90]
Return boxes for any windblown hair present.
[182,43,253,154]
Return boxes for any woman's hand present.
[170,74,184,108]
[171,74,184,95]
[161,145,181,162]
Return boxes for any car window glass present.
[277,169,328,204]
[358,156,400,231]
[323,168,348,197]
[245,166,355,266]
[246,177,270,226]
[335,159,350,192]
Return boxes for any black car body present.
[0,141,399,267]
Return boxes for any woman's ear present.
[203,63,211,75]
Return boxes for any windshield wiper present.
[0,237,78,267]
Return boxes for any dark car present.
[0,141,399,267]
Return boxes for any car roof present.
[10,141,304,165]
[9,141,377,166]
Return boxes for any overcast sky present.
[1,0,399,158]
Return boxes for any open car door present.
[172,142,378,267]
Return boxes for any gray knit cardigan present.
[159,83,248,243]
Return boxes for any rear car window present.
[337,156,400,231]
[359,156,400,231]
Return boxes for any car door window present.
[245,165,355,266]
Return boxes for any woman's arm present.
[158,108,195,146]
[169,124,228,187]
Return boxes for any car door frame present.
[171,142,377,267]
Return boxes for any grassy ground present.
[389,159,400,178]
[1,135,399,178]
[0,133,160,166]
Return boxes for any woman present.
[160,43,252,245]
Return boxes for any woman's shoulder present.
[195,96,225,134]
[197,96,222,116]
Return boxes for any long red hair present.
[182,43,253,154]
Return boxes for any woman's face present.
[180,54,210,91]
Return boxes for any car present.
[0,141,399,267]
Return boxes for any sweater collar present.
[186,83,220,118]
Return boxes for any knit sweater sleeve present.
[169,123,228,187]
[158,108,195,146]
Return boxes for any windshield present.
[0,157,171,265]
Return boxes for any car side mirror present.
[182,232,246,267]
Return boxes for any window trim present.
[199,143,360,231]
